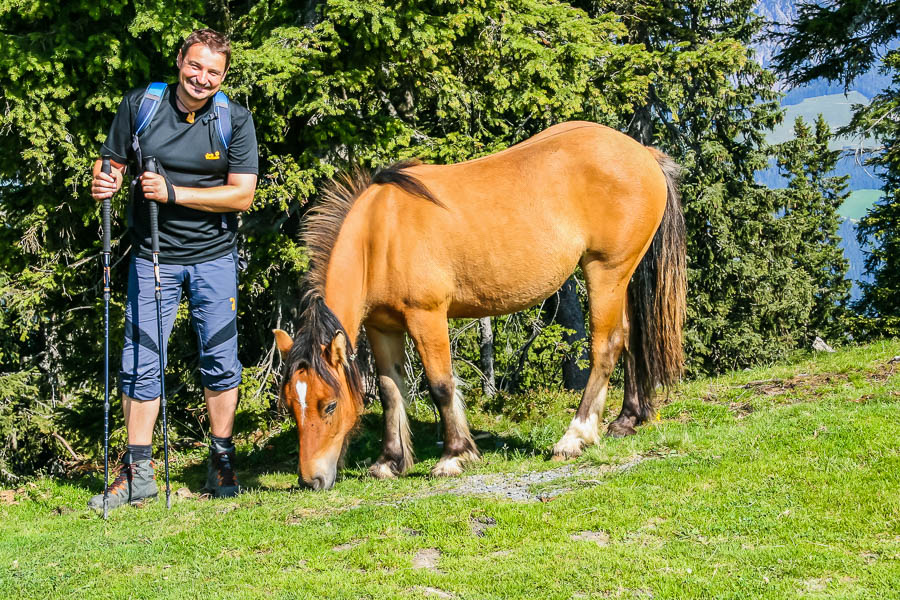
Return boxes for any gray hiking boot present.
[206,450,241,498]
[87,460,158,511]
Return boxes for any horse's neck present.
[323,232,367,349]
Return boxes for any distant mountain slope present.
[839,217,871,302]
[767,92,878,151]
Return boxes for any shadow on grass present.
[67,405,554,496]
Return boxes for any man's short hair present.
[180,28,231,71]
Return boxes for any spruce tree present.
[775,115,850,339]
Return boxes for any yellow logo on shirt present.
[205,151,221,160]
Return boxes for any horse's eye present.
[324,401,337,416]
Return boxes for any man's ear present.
[176,49,183,69]
[273,329,293,359]
[327,331,348,368]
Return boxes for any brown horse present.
[274,121,686,490]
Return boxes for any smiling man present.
[88,29,258,511]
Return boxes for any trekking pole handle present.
[144,157,161,254]
[101,158,112,254]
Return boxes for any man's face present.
[176,44,228,102]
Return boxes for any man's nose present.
[195,70,209,86]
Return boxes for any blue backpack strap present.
[213,91,232,150]
[134,82,168,136]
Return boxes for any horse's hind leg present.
[607,349,640,437]
[607,300,641,437]
[552,258,628,460]
[367,327,415,478]
[406,309,480,477]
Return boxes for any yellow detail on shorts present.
[230,297,236,311]
[205,151,221,160]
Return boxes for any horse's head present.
[273,306,362,491]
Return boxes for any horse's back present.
[360,122,669,317]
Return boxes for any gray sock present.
[125,444,152,463]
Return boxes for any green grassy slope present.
[2,340,899,599]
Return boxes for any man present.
[88,28,258,510]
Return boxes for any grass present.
[2,340,900,599]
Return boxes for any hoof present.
[551,436,584,461]
[606,421,638,438]
[431,456,464,477]
[368,461,399,479]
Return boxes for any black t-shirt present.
[100,84,259,264]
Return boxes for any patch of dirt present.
[729,402,754,418]
[333,538,365,552]
[412,548,441,572]
[571,530,610,546]
[469,515,497,537]
[430,456,649,502]
[0,490,18,505]
[175,487,193,499]
[801,577,831,593]
[871,358,899,382]
[418,587,455,599]
[739,373,849,397]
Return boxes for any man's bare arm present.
[139,172,258,213]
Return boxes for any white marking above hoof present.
[552,435,584,461]
[368,462,397,480]
[431,457,464,477]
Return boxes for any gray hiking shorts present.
[119,251,242,401]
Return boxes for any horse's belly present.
[446,240,582,318]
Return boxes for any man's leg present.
[206,386,239,437]
[187,252,242,497]
[89,257,182,510]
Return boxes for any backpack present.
[131,82,232,163]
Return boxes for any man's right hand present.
[91,158,125,200]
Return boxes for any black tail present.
[627,150,686,419]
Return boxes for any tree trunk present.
[543,277,590,391]
[478,317,497,397]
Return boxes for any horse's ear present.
[273,329,293,359]
[328,331,348,368]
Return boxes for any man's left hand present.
[140,171,174,204]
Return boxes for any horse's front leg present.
[367,327,415,479]
[406,310,480,477]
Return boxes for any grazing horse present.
[274,121,686,490]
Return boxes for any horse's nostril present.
[310,476,325,491]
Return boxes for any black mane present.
[281,287,363,404]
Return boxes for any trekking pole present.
[144,156,172,510]
[101,157,112,521]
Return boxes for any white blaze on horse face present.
[294,380,308,425]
